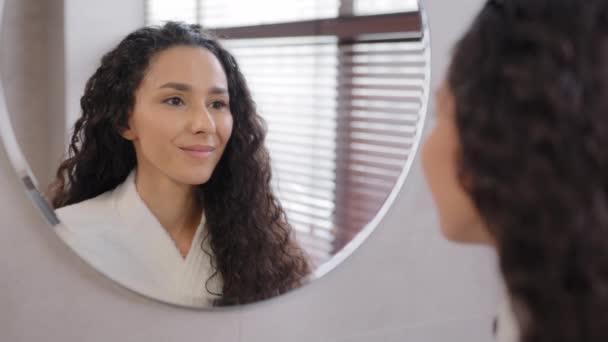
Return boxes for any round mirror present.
[0,0,430,308]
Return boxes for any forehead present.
[142,45,228,88]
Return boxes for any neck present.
[133,166,202,253]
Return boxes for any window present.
[145,1,427,268]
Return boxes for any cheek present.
[422,124,453,215]
[141,120,168,142]
[217,113,234,146]
[134,108,181,154]
[421,122,484,242]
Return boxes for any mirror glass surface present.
[0,0,430,307]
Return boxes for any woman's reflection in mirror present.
[50,22,310,306]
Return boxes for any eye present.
[163,96,185,106]
[210,101,228,110]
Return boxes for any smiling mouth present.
[180,145,216,159]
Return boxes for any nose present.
[190,104,217,134]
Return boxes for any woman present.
[422,0,608,341]
[50,22,310,307]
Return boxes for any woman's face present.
[421,80,494,245]
[122,45,233,186]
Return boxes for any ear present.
[119,118,137,141]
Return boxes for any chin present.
[439,221,494,246]
[173,170,213,186]
[439,225,468,243]
[188,175,212,186]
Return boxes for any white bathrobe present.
[495,296,520,342]
[54,171,222,307]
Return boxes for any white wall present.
[0,0,60,190]
[64,0,144,128]
[46,0,66,188]
[0,1,503,341]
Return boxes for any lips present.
[180,145,216,159]
[181,145,216,152]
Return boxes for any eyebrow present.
[159,82,228,95]
[209,86,229,95]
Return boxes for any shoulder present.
[495,297,521,342]
[53,189,127,267]
[55,190,116,232]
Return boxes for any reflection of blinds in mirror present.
[145,0,197,24]
[221,37,427,267]
[199,0,338,28]
[354,0,419,15]
[223,37,339,267]
[333,39,427,253]
[146,0,339,27]
[145,0,419,26]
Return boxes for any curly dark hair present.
[49,21,310,306]
[449,0,608,340]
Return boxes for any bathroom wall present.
[0,0,502,341]
[0,0,64,191]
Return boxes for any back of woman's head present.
[449,0,608,341]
